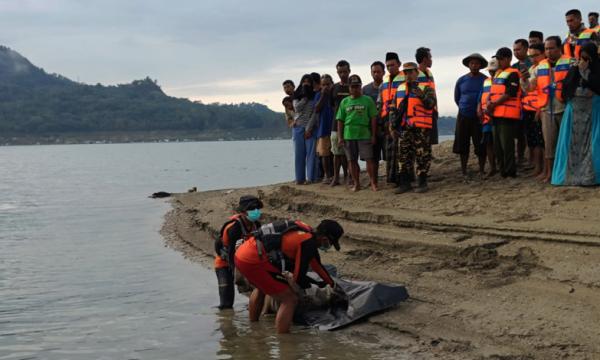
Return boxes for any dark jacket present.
[563,63,600,101]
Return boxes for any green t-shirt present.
[335,95,377,140]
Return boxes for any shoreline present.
[161,141,600,359]
[0,131,456,147]
[0,130,291,146]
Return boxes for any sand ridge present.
[161,141,600,359]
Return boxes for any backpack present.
[253,220,313,252]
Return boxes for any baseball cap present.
[495,47,513,59]
[348,74,362,86]
[316,219,344,251]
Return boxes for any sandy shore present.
[161,141,600,360]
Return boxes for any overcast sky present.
[1,0,598,115]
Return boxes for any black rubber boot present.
[216,267,235,309]
[394,172,413,194]
[414,174,428,193]
[409,168,416,183]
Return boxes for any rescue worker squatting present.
[234,219,344,334]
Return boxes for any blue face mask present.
[246,208,262,222]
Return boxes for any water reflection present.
[214,307,381,360]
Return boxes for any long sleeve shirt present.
[280,231,334,289]
[292,98,315,129]
[454,73,487,118]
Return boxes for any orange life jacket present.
[418,68,438,113]
[417,68,435,90]
[480,77,492,125]
[214,214,253,269]
[535,56,571,108]
[395,82,433,129]
[379,72,406,119]
[563,28,596,59]
[489,68,522,120]
[522,65,539,112]
[234,220,334,287]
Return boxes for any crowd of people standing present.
[212,9,600,335]
[283,9,600,190]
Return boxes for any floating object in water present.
[150,191,171,198]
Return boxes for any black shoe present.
[409,169,416,183]
[394,173,412,194]
[414,174,428,193]
[395,183,412,194]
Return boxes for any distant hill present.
[438,116,456,136]
[0,46,288,141]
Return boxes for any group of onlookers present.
[283,9,600,190]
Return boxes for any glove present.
[235,238,244,250]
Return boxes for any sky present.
[0,0,598,116]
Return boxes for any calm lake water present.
[0,140,408,360]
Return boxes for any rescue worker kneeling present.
[234,219,344,334]
[214,195,263,309]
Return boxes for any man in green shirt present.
[336,74,378,192]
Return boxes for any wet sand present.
[161,141,600,360]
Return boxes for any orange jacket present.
[279,230,334,288]
[490,68,521,120]
[395,82,434,129]
[379,72,406,119]
[563,28,596,59]
[535,57,571,108]
[480,77,492,125]
[214,215,256,269]
[234,225,334,288]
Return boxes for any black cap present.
[236,195,263,212]
[316,219,344,251]
[529,30,544,40]
[348,74,362,86]
[385,52,400,62]
[495,47,513,60]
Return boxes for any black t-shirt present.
[332,82,350,113]
[504,72,520,98]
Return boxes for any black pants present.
[385,136,399,183]
[492,118,517,177]
[216,267,234,309]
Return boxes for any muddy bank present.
[161,141,600,360]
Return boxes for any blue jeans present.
[292,127,317,183]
